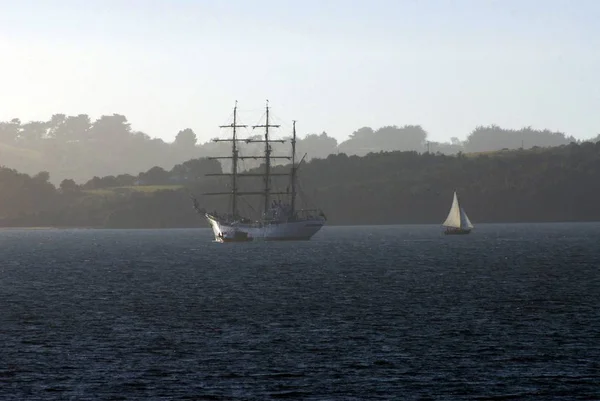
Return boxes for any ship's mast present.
[230,103,240,216]
[211,101,247,217]
[290,120,297,215]
[204,101,291,219]
[252,100,280,216]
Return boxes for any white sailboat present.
[442,191,473,235]
[190,101,326,242]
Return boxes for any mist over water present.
[1,224,599,400]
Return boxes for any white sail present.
[459,207,474,229]
[442,192,461,228]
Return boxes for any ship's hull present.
[206,213,325,242]
[444,228,471,235]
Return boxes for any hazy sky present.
[1,0,598,144]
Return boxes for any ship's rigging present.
[203,100,304,220]
[191,100,326,242]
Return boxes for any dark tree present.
[60,178,79,192]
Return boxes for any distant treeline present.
[2,140,600,228]
[0,113,593,185]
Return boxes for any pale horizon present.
[1,0,599,144]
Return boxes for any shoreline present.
[2,220,600,230]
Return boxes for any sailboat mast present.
[231,102,239,217]
[207,101,247,217]
[205,101,290,211]
[290,120,297,215]
[264,103,271,215]
[251,100,280,217]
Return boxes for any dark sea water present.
[1,224,599,400]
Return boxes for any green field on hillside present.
[83,185,184,196]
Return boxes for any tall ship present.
[193,101,327,242]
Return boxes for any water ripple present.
[1,224,599,400]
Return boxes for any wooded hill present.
[1,112,591,185]
[2,139,600,228]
